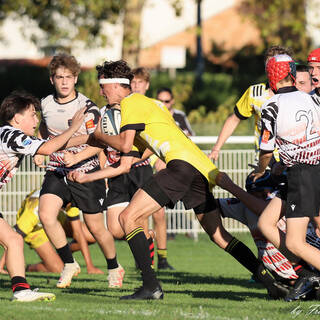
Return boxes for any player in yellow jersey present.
[69,60,289,301]
[209,46,294,162]
[13,190,103,274]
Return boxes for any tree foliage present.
[239,0,312,61]
[0,0,126,51]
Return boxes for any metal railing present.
[0,136,256,236]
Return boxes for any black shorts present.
[286,163,320,218]
[107,165,153,207]
[40,169,107,214]
[142,159,217,214]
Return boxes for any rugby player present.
[0,91,85,301]
[208,46,293,162]
[254,53,320,301]
[131,67,174,270]
[13,189,102,274]
[34,53,124,289]
[73,60,289,300]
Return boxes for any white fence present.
[0,136,256,237]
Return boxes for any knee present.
[39,210,56,227]
[119,210,130,229]
[285,237,301,256]
[108,223,124,240]
[7,232,23,250]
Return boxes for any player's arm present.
[36,108,86,155]
[68,154,135,183]
[253,150,273,181]
[64,146,102,167]
[208,114,241,161]
[69,219,103,274]
[216,172,268,216]
[92,121,136,153]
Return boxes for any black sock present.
[293,262,317,278]
[11,276,30,293]
[126,227,159,290]
[225,237,276,289]
[57,244,74,264]
[106,256,119,270]
[148,237,154,267]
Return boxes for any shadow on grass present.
[157,270,262,289]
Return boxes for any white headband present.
[99,78,130,85]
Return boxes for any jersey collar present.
[276,86,298,94]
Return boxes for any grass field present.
[0,233,319,320]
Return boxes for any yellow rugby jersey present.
[120,93,219,187]
[235,83,272,150]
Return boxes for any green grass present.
[0,233,318,320]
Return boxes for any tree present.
[0,0,126,52]
[239,0,312,61]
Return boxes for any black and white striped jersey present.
[260,86,320,167]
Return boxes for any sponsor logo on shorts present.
[99,198,104,206]
[291,204,296,211]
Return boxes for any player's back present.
[121,93,219,185]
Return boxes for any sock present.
[225,237,276,289]
[127,227,159,290]
[11,276,30,293]
[106,256,119,270]
[57,244,74,264]
[157,248,168,262]
[293,262,317,278]
[148,237,154,267]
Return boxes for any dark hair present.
[96,60,133,89]
[0,91,40,125]
[48,53,81,77]
[156,87,173,98]
[296,64,310,73]
[132,67,150,82]
[264,45,294,64]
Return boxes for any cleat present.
[56,260,81,288]
[120,285,164,300]
[267,281,290,300]
[108,264,125,288]
[12,289,55,302]
[157,259,175,270]
[285,275,320,302]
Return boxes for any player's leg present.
[83,212,124,287]
[118,188,164,300]
[258,197,298,262]
[107,205,127,239]
[0,217,55,301]
[39,193,79,287]
[196,208,288,299]
[152,208,174,270]
[29,241,64,273]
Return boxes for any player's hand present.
[70,107,86,131]
[67,170,87,183]
[215,171,233,190]
[251,171,265,182]
[93,118,103,140]
[208,149,219,161]
[87,266,104,274]
[63,151,78,167]
[33,154,46,168]
[1,158,16,171]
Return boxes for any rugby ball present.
[101,108,121,135]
